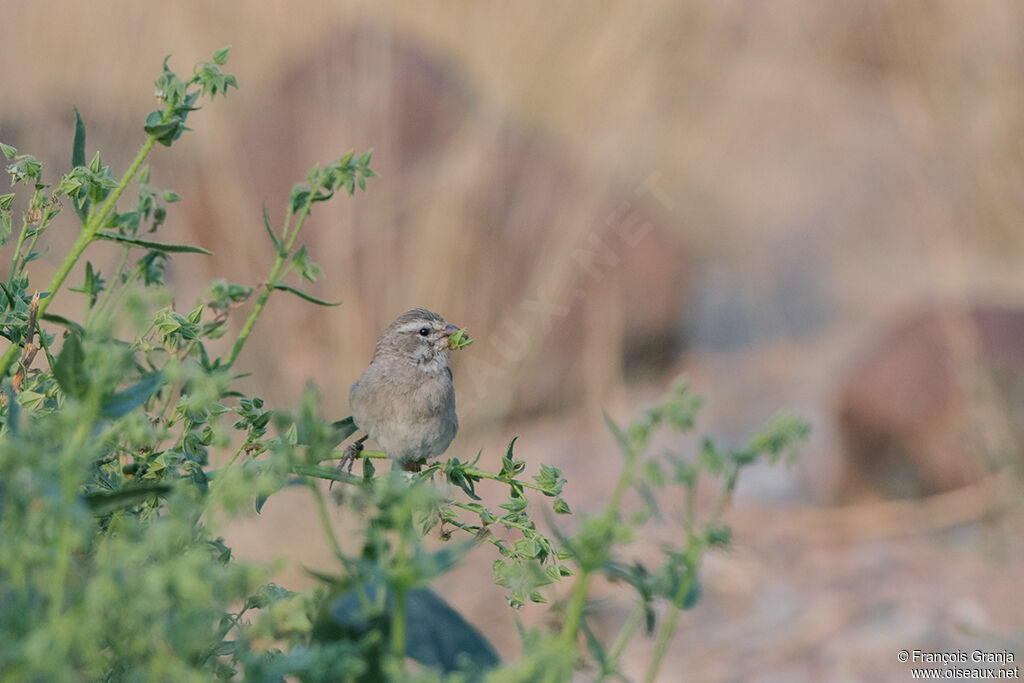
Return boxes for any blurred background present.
[3,2,1024,680]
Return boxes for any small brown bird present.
[344,308,460,472]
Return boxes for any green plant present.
[447,328,475,350]
[0,48,808,681]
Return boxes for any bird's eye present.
[419,327,430,336]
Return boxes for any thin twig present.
[12,292,41,392]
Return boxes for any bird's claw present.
[330,436,367,490]
[342,439,365,470]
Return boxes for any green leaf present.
[144,110,190,147]
[643,459,665,487]
[261,202,282,253]
[405,587,500,672]
[322,583,499,673]
[53,333,89,399]
[84,484,171,515]
[58,175,83,198]
[245,582,293,610]
[533,463,565,496]
[17,390,45,410]
[268,282,340,307]
[603,410,632,455]
[582,620,612,676]
[503,436,519,472]
[698,438,725,475]
[330,416,358,446]
[255,478,304,514]
[40,313,84,335]
[0,142,15,160]
[361,457,375,479]
[95,231,212,254]
[747,413,811,463]
[705,523,732,547]
[213,45,232,65]
[291,246,323,283]
[100,372,164,419]
[636,482,662,521]
[69,261,105,306]
[0,193,13,210]
[71,107,86,169]
[0,281,17,308]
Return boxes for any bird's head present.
[375,308,460,370]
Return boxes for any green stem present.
[389,525,411,671]
[157,380,180,426]
[643,593,684,683]
[0,226,90,376]
[226,187,318,367]
[561,441,642,645]
[391,584,407,668]
[93,245,131,318]
[6,212,30,284]
[49,417,91,620]
[0,135,156,378]
[278,259,297,281]
[602,465,635,526]
[291,462,362,487]
[225,440,248,468]
[36,321,55,370]
[325,448,388,461]
[15,203,56,280]
[684,478,698,543]
[449,501,536,535]
[99,260,147,325]
[644,572,696,683]
[8,201,49,283]
[462,466,551,494]
[220,606,249,639]
[645,468,732,682]
[203,605,251,663]
[607,601,645,672]
[49,522,73,621]
[560,573,591,643]
[710,466,738,522]
[309,479,343,557]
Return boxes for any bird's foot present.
[330,435,367,489]
[340,438,367,472]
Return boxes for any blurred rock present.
[836,303,1024,500]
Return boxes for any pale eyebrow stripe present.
[395,321,434,334]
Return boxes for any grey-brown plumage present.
[346,308,459,471]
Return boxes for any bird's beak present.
[443,323,460,337]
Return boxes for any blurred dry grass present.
[4,1,1024,679]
